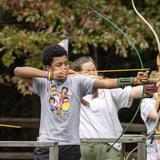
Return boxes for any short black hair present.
[42,44,67,66]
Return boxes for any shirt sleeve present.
[28,77,46,96]
[76,76,95,97]
[140,98,155,123]
[110,86,133,110]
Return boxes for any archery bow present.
[131,0,160,140]
[90,7,145,152]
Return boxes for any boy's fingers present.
[68,69,76,74]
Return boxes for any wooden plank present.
[0,151,140,160]
[0,118,39,128]
[0,141,59,160]
[137,142,146,160]
[0,118,147,132]
[49,147,59,160]
[81,134,146,143]
[0,141,58,147]
[121,122,146,133]
[0,152,33,159]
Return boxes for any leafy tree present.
[0,0,159,146]
[0,0,159,94]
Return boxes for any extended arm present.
[93,78,118,89]
[93,77,140,89]
[14,66,67,80]
[14,67,46,79]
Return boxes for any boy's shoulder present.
[67,75,94,85]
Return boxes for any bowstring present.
[89,7,145,152]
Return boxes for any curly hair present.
[42,44,67,66]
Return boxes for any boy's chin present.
[57,76,67,81]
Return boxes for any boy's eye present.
[55,63,61,67]
[55,62,69,67]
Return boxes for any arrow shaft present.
[0,124,21,128]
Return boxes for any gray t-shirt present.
[30,75,95,145]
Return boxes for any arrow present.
[0,123,21,128]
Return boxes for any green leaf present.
[2,50,16,67]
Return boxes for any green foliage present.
[0,0,159,93]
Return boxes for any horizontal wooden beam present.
[0,118,39,128]
[0,118,147,132]
[122,122,146,133]
[0,141,58,147]
[0,141,59,160]
[0,151,138,160]
[81,134,146,143]
[0,152,33,159]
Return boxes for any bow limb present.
[90,7,145,151]
[155,85,160,116]
[131,0,160,71]
[131,0,160,136]
[90,7,144,69]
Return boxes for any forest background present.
[0,0,160,144]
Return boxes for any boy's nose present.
[61,64,68,71]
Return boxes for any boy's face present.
[49,55,69,80]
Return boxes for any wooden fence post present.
[49,142,58,160]
[137,141,146,160]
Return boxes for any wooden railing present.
[0,141,58,160]
[0,135,148,160]
[0,118,147,132]
[0,118,148,160]
[81,134,147,160]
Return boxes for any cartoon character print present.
[50,85,58,98]
[55,103,62,117]
[49,85,60,115]
[59,87,71,113]
[48,85,71,118]
[49,97,56,112]
[61,97,70,111]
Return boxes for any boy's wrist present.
[44,71,54,80]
